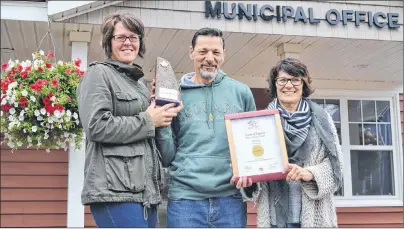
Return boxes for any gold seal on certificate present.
[224,110,288,183]
[252,145,264,157]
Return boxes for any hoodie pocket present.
[172,155,231,193]
[102,144,146,193]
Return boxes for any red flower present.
[1,81,9,92]
[44,104,55,114]
[45,63,52,69]
[42,96,51,105]
[75,68,85,77]
[1,79,16,93]
[48,93,54,98]
[37,66,43,72]
[18,97,27,108]
[44,103,64,115]
[30,83,41,92]
[38,79,49,85]
[7,67,16,79]
[17,64,23,72]
[74,58,81,67]
[29,79,48,92]
[20,71,28,79]
[51,79,58,87]
[55,104,64,112]
[25,66,32,72]
[46,51,55,58]
[1,62,7,70]
[65,68,71,75]
[1,103,11,112]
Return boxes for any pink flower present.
[1,62,7,70]
[46,51,55,58]
[51,79,58,87]
[74,58,81,67]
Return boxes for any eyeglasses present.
[112,35,140,42]
[276,78,302,86]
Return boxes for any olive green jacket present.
[77,60,163,207]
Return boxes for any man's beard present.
[199,67,218,80]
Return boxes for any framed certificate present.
[224,109,288,183]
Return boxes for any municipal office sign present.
[205,1,401,29]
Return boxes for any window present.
[311,93,403,207]
[311,99,343,196]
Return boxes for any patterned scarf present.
[268,98,312,162]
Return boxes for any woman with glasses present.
[77,11,182,228]
[240,58,343,228]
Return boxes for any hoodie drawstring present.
[204,87,210,128]
[211,83,215,130]
[204,83,215,130]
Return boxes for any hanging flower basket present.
[0,50,84,152]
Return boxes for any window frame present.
[311,89,403,207]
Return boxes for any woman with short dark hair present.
[77,11,182,228]
[241,58,343,228]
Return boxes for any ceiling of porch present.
[1,19,403,88]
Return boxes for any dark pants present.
[90,202,157,228]
[166,194,246,228]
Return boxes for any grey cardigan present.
[242,112,343,227]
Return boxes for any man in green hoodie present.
[155,27,256,227]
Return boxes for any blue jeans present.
[90,202,157,228]
[271,223,302,228]
[166,194,246,228]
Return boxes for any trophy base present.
[155,98,180,107]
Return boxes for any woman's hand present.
[145,100,183,127]
[284,163,314,182]
[150,79,156,101]
[229,164,253,189]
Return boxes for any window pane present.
[334,122,342,144]
[363,124,377,146]
[312,99,324,108]
[335,186,343,196]
[349,123,363,145]
[376,101,391,122]
[348,100,362,122]
[351,150,395,196]
[325,99,340,122]
[362,100,376,122]
[378,124,392,145]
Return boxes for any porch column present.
[277,43,303,59]
[67,31,90,227]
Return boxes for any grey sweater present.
[242,112,343,227]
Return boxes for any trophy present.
[155,57,181,107]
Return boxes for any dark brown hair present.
[267,58,314,99]
[101,11,146,58]
[191,27,225,49]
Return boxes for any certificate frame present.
[224,109,288,183]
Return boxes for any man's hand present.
[284,163,314,182]
[146,100,182,127]
[229,163,253,189]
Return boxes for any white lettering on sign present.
[159,88,179,101]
